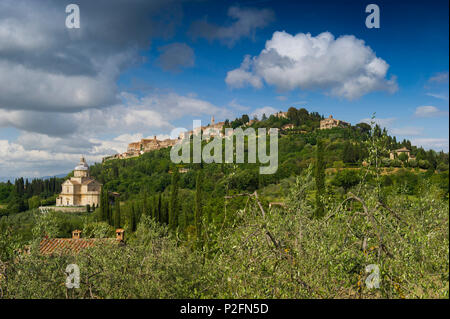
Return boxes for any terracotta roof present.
[39,238,118,255]
[395,147,410,152]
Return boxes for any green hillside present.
[89,108,448,212]
[0,107,448,298]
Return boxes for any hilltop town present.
[103,115,239,162]
[102,111,354,162]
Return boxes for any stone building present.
[127,136,178,154]
[282,123,295,130]
[274,111,288,119]
[389,147,415,161]
[103,136,179,162]
[320,115,350,130]
[56,157,102,207]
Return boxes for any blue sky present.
[0,0,448,177]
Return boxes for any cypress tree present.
[108,206,113,226]
[100,189,109,222]
[314,139,326,218]
[135,201,142,225]
[143,194,149,216]
[130,202,136,232]
[105,192,110,222]
[151,195,157,219]
[157,193,162,223]
[182,205,188,232]
[114,200,121,228]
[162,198,168,224]
[169,169,180,230]
[194,171,203,248]
[98,190,104,221]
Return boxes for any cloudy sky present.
[0,0,448,178]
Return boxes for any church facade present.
[56,157,102,207]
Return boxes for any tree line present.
[0,177,64,215]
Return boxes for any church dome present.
[74,157,89,171]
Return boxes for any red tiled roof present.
[39,238,118,255]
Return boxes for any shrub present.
[408,159,418,168]
[437,162,449,172]
[332,169,361,192]
[418,160,431,169]
[333,161,344,168]
[382,158,391,167]
[391,159,402,167]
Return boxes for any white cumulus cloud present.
[226,31,398,99]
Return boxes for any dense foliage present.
[0,108,448,299]
[0,177,64,216]
[1,167,448,298]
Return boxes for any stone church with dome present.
[56,157,102,207]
